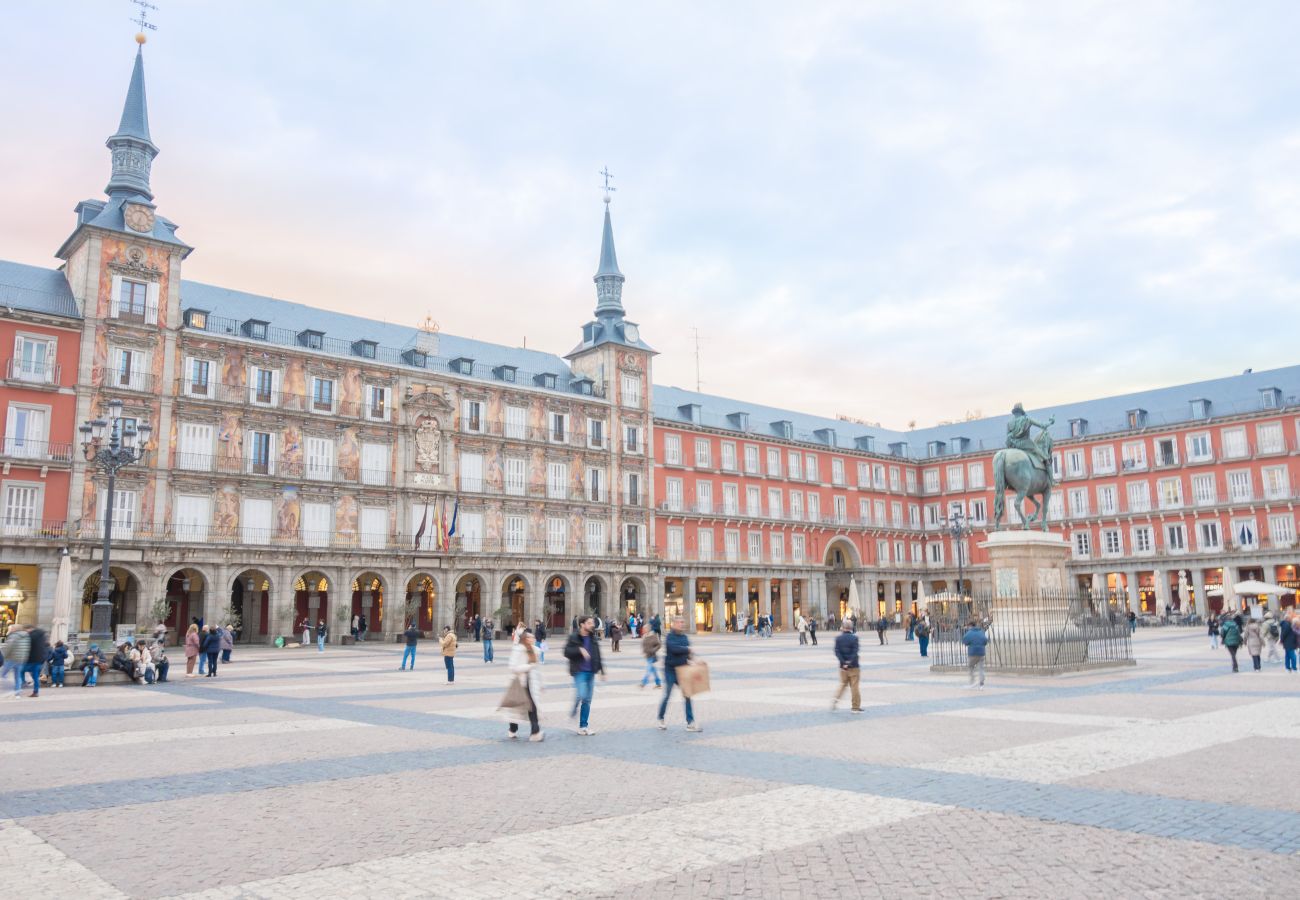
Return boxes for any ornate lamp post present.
[941,509,975,600]
[80,398,151,640]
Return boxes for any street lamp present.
[80,398,151,640]
[941,509,975,600]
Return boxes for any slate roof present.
[112,47,153,145]
[0,259,80,319]
[59,198,190,253]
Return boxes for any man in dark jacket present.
[564,617,604,735]
[400,622,420,670]
[962,620,988,688]
[1280,616,1298,672]
[876,615,889,645]
[832,620,861,712]
[807,616,818,646]
[201,626,221,677]
[23,626,49,697]
[657,617,701,731]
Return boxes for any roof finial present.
[600,166,616,205]
[131,0,158,45]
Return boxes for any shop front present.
[695,578,714,632]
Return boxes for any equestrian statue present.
[992,403,1055,530]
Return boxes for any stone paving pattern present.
[1,628,1298,897]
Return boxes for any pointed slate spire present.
[593,197,625,318]
[105,44,159,201]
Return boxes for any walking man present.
[1221,614,1242,672]
[440,626,457,683]
[483,617,495,663]
[23,625,48,698]
[1280,614,1298,672]
[808,615,818,646]
[915,615,931,658]
[640,625,662,689]
[564,616,604,735]
[657,617,701,731]
[962,619,988,689]
[876,614,889,645]
[831,619,862,712]
[400,621,419,670]
[797,613,807,645]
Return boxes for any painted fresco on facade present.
[335,494,359,544]
[281,424,302,475]
[338,427,360,480]
[275,486,300,541]
[214,484,240,538]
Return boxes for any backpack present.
[915,622,930,638]
[1268,623,1280,639]
[1220,621,1241,647]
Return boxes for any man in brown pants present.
[832,620,862,712]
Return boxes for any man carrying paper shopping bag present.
[658,617,703,732]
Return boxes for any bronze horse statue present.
[992,423,1055,530]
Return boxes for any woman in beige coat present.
[184,623,201,677]
[1244,618,1264,671]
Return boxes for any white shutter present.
[271,369,281,406]
[175,495,211,541]
[460,512,483,552]
[361,442,388,486]
[109,275,122,318]
[460,452,484,492]
[359,507,387,550]
[2,486,38,536]
[505,406,526,439]
[505,457,525,495]
[178,423,213,471]
[99,489,135,540]
[547,462,567,499]
[586,520,605,556]
[267,433,276,476]
[302,502,331,548]
[306,437,333,480]
[247,366,257,405]
[547,516,566,554]
[145,281,159,324]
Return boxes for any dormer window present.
[1126,409,1147,429]
[950,437,970,454]
[401,348,428,368]
[814,428,836,446]
[927,440,946,457]
[679,404,701,424]
[854,435,875,452]
[1260,387,1282,409]
[727,411,750,432]
[1069,418,1088,438]
[451,357,474,375]
[572,377,593,396]
[352,340,377,360]
[183,308,209,330]
[772,420,793,440]
[298,330,324,350]
[242,319,269,340]
[534,372,558,389]
[888,441,908,457]
[1190,398,1211,419]
[494,365,517,383]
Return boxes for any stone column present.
[758,575,771,618]
[1222,565,1240,614]
[278,566,298,643]
[780,577,793,630]
[1152,568,1167,613]
[685,575,698,633]
[1191,568,1208,618]
[711,576,725,633]
[1124,570,1140,613]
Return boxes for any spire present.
[593,197,625,318]
[105,43,159,201]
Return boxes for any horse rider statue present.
[993,403,1057,530]
[1006,402,1055,484]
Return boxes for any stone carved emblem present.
[415,418,441,472]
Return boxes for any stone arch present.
[161,565,212,642]
[348,570,388,639]
[228,568,273,643]
[618,575,648,620]
[581,574,609,622]
[542,573,571,630]
[823,537,863,570]
[452,571,489,636]
[293,570,333,637]
[499,573,530,631]
[78,564,144,637]
[402,571,440,633]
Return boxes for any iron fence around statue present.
[926,590,1134,674]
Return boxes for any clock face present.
[624,324,639,343]
[124,204,155,233]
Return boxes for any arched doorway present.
[454,574,483,636]
[405,574,436,633]
[825,538,862,621]
[544,575,568,629]
[229,569,271,643]
[294,571,331,637]
[501,574,527,631]
[163,568,206,642]
[620,577,645,620]
[351,572,384,639]
[583,575,604,624]
[80,567,140,635]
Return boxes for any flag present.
[433,501,444,551]
[448,497,459,537]
[440,496,450,548]
[413,502,428,551]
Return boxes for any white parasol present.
[847,577,860,616]
[1233,579,1288,596]
[50,550,73,645]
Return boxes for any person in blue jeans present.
[658,617,702,731]
[400,623,419,670]
[563,617,604,735]
[22,626,49,698]
[49,640,69,687]
[962,620,988,688]
[915,616,931,658]
[81,644,103,686]
[1280,616,1298,672]
[316,619,327,652]
[640,628,662,688]
[482,617,495,663]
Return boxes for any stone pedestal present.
[982,530,1070,598]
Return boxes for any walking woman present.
[441,626,457,683]
[505,630,544,741]
[184,623,200,677]
[1208,613,1220,649]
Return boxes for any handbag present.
[677,661,711,698]
[496,675,532,722]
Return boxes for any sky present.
[3,1,1299,430]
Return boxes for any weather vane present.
[600,166,616,203]
[131,0,158,42]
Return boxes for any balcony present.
[0,518,67,540]
[100,369,154,394]
[4,358,61,387]
[0,436,74,465]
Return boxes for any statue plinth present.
[980,530,1070,598]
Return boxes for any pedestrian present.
[184,623,200,676]
[962,619,988,689]
[796,613,807,645]
[80,644,103,686]
[535,619,548,663]
[153,642,170,682]
[505,629,544,742]
[610,619,622,652]
[351,613,360,642]
[316,619,327,652]
[23,625,48,698]
[1220,614,1242,672]
[300,617,311,646]
[915,615,931,658]
[440,626,457,683]
[1,623,30,696]
[473,614,482,642]
[358,613,368,642]
[657,617,701,731]
[640,625,662,689]
[564,616,605,735]
[905,612,916,642]
[219,624,233,663]
[49,640,69,688]
[111,643,136,682]
[1280,614,1298,672]
[651,614,662,636]
[1208,613,1220,649]
[153,621,167,646]
[197,625,209,675]
[482,617,495,663]
[1264,613,1281,664]
[201,625,221,677]
[1244,617,1264,671]
[808,616,818,646]
[831,619,862,712]
[401,621,419,670]
[1127,609,1137,635]
[876,614,889,645]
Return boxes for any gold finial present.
[136,32,147,44]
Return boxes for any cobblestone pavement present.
[1,628,1298,898]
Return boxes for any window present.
[3,405,47,458]
[546,461,567,499]
[967,463,985,490]
[943,465,963,492]
[623,523,643,557]
[504,406,526,440]
[360,443,388,486]
[623,424,641,454]
[696,480,713,514]
[113,278,155,322]
[791,534,806,563]
[831,458,845,485]
[927,542,944,564]
[248,431,274,475]
[462,400,484,433]
[722,483,739,516]
[621,373,642,407]
[1132,525,1153,555]
[894,467,905,492]
[1220,427,1247,459]
[1257,422,1284,454]
[1064,450,1085,478]
[184,357,210,396]
[1101,528,1122,557]
[250,366,277,406]
[461,452,485,493]
[1165,523,1187,553]
[910,504,921,527]
[725,529,741,562]
[856,462,870,488]
[770,532,784,563]
[586,417,605,449]
[833,495,847,523]
[585,520,605,556]
[1157,478,1183,509]
[586,467,605,502]
[785,489,802,521]
[787,451,802,480]
[876,500,888,526]
[747,531,762,562]
[505,457,526,496]
[859,499,871,525]
[1268,513,1296,547]
[876,540,890,565]
[747,486,761,517]
[804,453,818,482]
[1068,488,1089,518]
[744,444,760,474]
[115,348,145,390]
[178,423,214,472]
[12,335,54,383]
[767,448,781,477]
[1232,519,1258,550]
[690,526,713,561]
[302,502,331,548]
[310,377,334,412]
[240,497,270,544]
[664,434,682,465]
[767,488,782,519]
[969,498,987,524]
[1126,481,1151,513]
[1197,520,1222,551]
[2,484,40,536]
[923,469,939,493]
[924,504,940,528]
[1097,485,1118,516]
[367,386,390,421]
[549,412,569,443]
[626,470,645,505]
[1263,465,1289,500]
[1154,438,1177,467]
[807,492,821,523]
[360,507,387,550]
[720,442,737,472]
[667,527,685,561]
[459,512,483,552]
[1073,531,1091,559]
[1227,470,1252,503]
[505,515,526,553]
[695,439,712,468]
[174,494,210,542]
[665,478,683,512]
[1092,445,1116,474]
[1186,432,1212,462]
[1191,473,1216,506]
[1121,441,1147,470]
